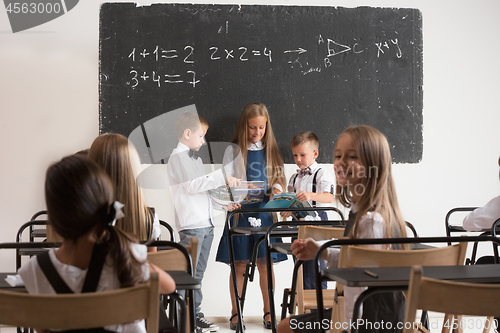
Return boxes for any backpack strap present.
[37,243,107,294]
[37,251,73,294]
[81,243,106,293]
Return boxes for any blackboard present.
[99,3,423,164]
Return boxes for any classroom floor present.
[1,314,495,333]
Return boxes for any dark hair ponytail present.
[46,155,146,287]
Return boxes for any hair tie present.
[106,201,125,227]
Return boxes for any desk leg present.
[265,238,278,333]
[227,229,245,333]
[187,290,196,333]
[241,236,264,312]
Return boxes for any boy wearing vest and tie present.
[280,131,335,290]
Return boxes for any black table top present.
[270,243,292,255]
[167,271,201,290]
[270,242,433,255]
[323,264,500,287]
[231,225,299,236]
[0,272,25,290]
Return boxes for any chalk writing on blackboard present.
[124,35,405,89]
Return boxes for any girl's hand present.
[223,202,241,211]
[290,238,320,261]
[270,188,282,199]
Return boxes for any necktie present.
[188,150,198,159]
[298,167,312,176]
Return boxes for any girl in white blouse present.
[278,125,408,333]
[19,155,175,333]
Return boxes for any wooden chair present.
[147,237,198,333]
[404,266,500,333]
[330,242,468,333]
[147,237,198,273]
[294,225,346,315]
[0,272,159,332]
[16,211,51,270]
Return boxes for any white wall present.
[1,0,500,321]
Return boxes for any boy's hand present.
[223,202,241,211]
[290,238,320,261]
[280,211,292,219]
[296,190,312,202]
[225,175,241,187]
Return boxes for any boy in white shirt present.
[281,131,335,290]
[167,111,239,332]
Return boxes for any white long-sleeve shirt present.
[463,195,500,231]
[324,205,387,329]
[167,142,225,231]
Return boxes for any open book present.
[208,181,266,206]
[264,192,316,219]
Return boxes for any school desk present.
[224,207,345,333]
[313,236,500,333]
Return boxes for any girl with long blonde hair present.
[88,133,160,251]
[216,103,288,330]
[278,125,408,333]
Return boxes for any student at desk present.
[463,156,500,232]
[280,131,335,292]
[278,125,408,333]
[88,133,161,252]
[19,155,175,333]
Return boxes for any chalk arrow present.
[284,48,307,54]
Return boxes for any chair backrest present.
[297,225,346,241]
[295,225,345,314]
[405,221,418,238]
[403,266,500,333]
[444,207,478,238]
[0,272,160,332]
[28,209,63,243]
[336,242,468,296]
[147,237,199,273]
[159,220,175,242]
[343,242,468,268]
[16,219,51,270]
